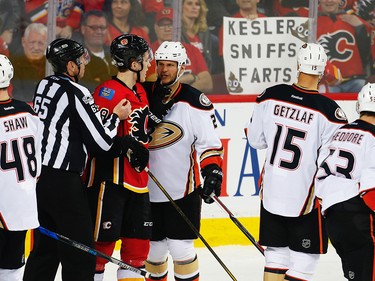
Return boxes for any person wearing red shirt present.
[105,0,150,45]
[181,0,215,73]
[317,0,372,93]
[147,7,213,93]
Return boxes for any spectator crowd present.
[1,0,375,100]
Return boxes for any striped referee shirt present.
[33,74,120,173]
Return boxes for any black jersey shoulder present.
[342,119,375,137]
[141,81,154,94]
[141,82,213,110]
[0,99,36,117]
[257,84,347,124]
[175,83,213,110]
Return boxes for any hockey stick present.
[38,226,151,278]
[210,195,265,256]
[145,167,238,281]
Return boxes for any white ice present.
[50,244,345,280]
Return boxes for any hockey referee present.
[23,38,131,281]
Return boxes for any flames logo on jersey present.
[227,72,243,93]
[318,31,354,62]
[148,121,184,150]
[129,106,149,144]
[291,20,309,42]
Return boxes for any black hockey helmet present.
[110,34,151,70]
[46,38,85,73]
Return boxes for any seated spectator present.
[140,0,166,42]
[147,7,213,93]
[181,0,216,74]
[317,0,372,93]
[24,0,84,39]
[10,22,47,102]
[104,0,150,44]
[76,10,117,92]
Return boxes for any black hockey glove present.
[118,135,149,172]
[200,164,223,204]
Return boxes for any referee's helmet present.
[0,54,14,88]
[357,83,375,113]
[46,38,88,73]
[111,34,151,70]
[297,43,327,77]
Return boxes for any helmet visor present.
[78,48,91,66]
[147,48,154,63]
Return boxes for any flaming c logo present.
[318,31,354,62]
[129,106,149,144]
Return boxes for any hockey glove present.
[200,164,223,204]
[119,135,149,172]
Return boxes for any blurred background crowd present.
[0,0,374,101]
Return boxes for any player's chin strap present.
[145,167,238,281]
[130,67,142,82]
[209,194,265,256]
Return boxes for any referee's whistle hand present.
[113,99,132,120]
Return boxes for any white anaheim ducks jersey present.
[0,99,42,230]
[316,119,375,213]
[145,83,224,202]
[246,84,347,217]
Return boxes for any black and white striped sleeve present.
[73,84,120,153]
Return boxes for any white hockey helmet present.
[297,43,327,76]
[155,41,187,67]
[155,41,188,85]
[356,83,375,114]
[0,54,14,88]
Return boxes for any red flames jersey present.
[86,77,149,193]
[317,13,371,78]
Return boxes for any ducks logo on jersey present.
[148,120,184,150]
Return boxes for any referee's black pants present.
[23,166,96,281]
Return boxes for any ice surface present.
[50,244,345,280]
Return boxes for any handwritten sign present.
[223,17,308,94]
